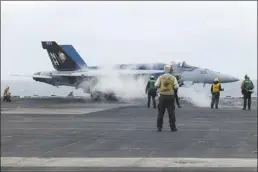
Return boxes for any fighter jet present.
[111,61,239,87]
[11,41,239,100]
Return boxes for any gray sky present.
[1,1,257,80]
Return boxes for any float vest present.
[243,80,254,91]
[212,83,220,93]
[159,75,175,95]
[149,80,156,89]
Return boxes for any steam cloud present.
[179,85,211,107]
[77,63,215,107]
[78,64,149,101]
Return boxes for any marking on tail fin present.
[46,42,53,45]
[42,41,82,71]
[61,45,87,68]
[58,51,66,63]
[49,52,59,66]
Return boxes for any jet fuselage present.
[32,61,239,94]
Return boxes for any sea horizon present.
[1,79,257,98]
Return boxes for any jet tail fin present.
[60,45,87,69]
[42,41,85,71]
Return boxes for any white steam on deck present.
[79,64,148,100]
[77,63,214,107]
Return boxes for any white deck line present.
[1,157,257,168]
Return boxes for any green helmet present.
[244,75,249,79]
[150,76,155,80]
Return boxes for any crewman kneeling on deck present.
[210,78,224,109]
[3,86,11,102]
[145,76,157,109]
[68,91,74,97]
[155,64,179,132]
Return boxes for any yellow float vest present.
[212,83,220,93]
[159,75,175,95]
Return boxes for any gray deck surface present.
[1,97,257,171]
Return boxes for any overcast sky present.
[1,1,257,80]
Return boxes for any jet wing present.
[51,72,95,77]
[11,74,52,79]
[51,70,164,77]
[11,69,164,79]
[117,69,164,75]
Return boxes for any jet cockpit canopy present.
[177,61,197,69]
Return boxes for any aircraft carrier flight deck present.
[1,96,257,172]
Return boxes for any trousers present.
[211,93,220,108]
[157,95,176,129]
[243,92,252,110]
[147,93,156,108]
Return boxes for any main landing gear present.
[90,91,119,101]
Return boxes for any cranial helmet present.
[164,64,173,73]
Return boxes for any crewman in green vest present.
[241,75,254,110]
[155,64,179,132]
[145,76,157,109]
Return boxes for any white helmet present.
[164,64,172,73]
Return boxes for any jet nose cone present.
[219,74,239,83]
[231,76,239,82]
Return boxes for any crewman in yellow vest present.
[210,78,224,109]
[155,64,179,132]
